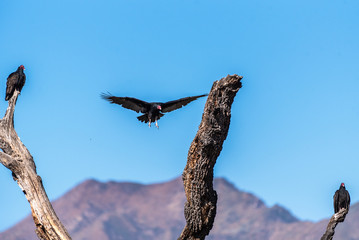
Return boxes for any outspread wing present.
[5,72,19,101]
[161,94,208,113]
[333,190,339,213]
[101,93,150,113]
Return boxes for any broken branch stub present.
[0,90,72,240]
[178,74,243,240]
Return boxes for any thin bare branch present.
[0,89,71,240]
[2,90,19,128]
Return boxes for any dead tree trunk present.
[320,208,349,240]
[178,74,243,240]
[0,91,72,240]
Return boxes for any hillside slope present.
[0,177,357,240]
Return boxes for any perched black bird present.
[101,93,208,128]
[333,183,350,213]
[5,65,26,101]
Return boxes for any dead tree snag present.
[0,90,71,240]
[178,74,243,240]
[321,208,349,240]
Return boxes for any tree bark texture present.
[0,91,72,240]
[178,74,243,240]
[320,208,348,240]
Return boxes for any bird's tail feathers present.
[137,114,149,123]
[137,113,164,123]
[5,91,12,101]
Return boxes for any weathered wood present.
[0,90,72,240]
[320,208,348,240]
[178,74,242,240]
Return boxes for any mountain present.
[0,177,357,240]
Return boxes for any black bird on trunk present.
[333,183,350,213]
[101,93,208,128]
[5,65,26,101]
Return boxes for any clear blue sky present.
[0,0,358,232]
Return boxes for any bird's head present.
[157,105,162,111]
[19,65,25,70]
[341,183,345,187]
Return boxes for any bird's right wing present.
[333,191,339,213]
[101,93,149,113]
[7,72,18,82]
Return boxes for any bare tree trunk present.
[0,91,72,240]
[178,74,243,240]
[320,208,348,240]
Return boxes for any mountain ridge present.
[1,177,357,240]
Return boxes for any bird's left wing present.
[161,94,208,113]
[101,93,149,113]
[347,190,351,210]
[6,72,19,100]
[22,74,26,84]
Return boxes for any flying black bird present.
[5,65,26,101]
[101,93,208,128]
[333,183,350,213]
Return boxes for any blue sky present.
[0,0,359,232]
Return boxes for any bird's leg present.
[155,119,159,129]
[148,120,151,128]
